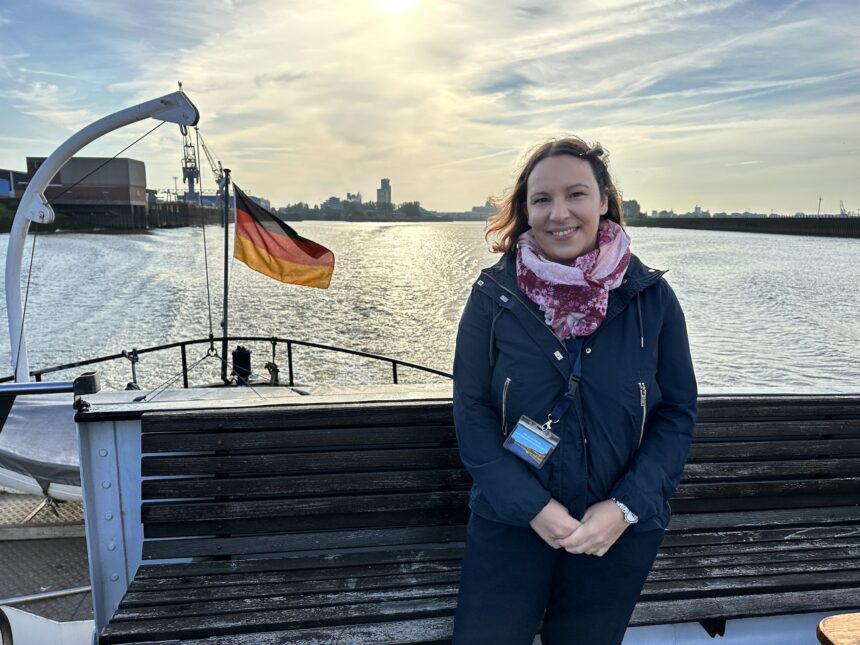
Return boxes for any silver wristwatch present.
[612,498,639,524]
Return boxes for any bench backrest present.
[669,396,860,545]
[140,400,469,561]
[139,395,860,562]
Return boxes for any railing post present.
[180,344,189,389]
[392,362,398,384]
[287,341,294,387]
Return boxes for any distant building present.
[376,178,391,206]
[346,192,362,203]
[17,157,148,227]
[322,196,343,211]
[25,156,147,208]
[0,168,27,198]
[683,205,710,218]
[471,201,497,216]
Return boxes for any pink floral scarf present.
[516,219,631,338]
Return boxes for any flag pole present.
[221,168,232,384]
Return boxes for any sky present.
[0,0,858,214]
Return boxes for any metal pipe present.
[0,585,91,606]
[221,169,232,384]
[0,380,76,395]
[0,372,99,396]
[181,344,189,389]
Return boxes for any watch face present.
[613,499,638,523]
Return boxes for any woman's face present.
[525,154,608,263]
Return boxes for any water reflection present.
[0,224,857,393]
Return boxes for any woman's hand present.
[557,499,629,557]
[529,498,581,548]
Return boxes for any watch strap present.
[611,498,639,524]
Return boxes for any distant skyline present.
[1,0,858,214]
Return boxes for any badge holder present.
[503,415,560,469]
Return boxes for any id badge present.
[503,415,560,468]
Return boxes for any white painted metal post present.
[5,91,199,382]
[77,418,144,634]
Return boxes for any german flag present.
[233,186,334,289]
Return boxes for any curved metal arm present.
[5,91,199,382]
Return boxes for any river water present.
[0,223,858,393]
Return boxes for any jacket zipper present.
[481,271,566,351]
[501,377,511,435]
[638,382,647,447]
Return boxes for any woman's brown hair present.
[486,136,624,254]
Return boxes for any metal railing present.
[0,336,452,388]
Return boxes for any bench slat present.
[143,509,471,539]
[141,402,455,433]
[692,419,860,439]
[112,582,461,623]
[130,564,463,596]
[647,557,860,582]
[141,447,463,476]
[654,546,860,570]
[695,396,860,420]
[141,469,471,500]
[683,459,860,480]
[666,505,860,530]
[142,525,468,560]
[142,425,456,453]
[101,596,458,644]
[142,491,470,523]
[116,616,456,645]
[629,587,860,626]
[660,537,860,558]
[688,438,860,460]
[132,546,465,580]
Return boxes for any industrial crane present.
[197,127,225,195]
[176,82,223,200]
[181,128,200,201]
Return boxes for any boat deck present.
[0,488,92,623]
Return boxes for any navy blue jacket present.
[453,252,697,531]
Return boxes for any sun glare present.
[375,0,420,14]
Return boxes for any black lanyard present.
[545,336,583,427]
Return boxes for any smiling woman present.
[452,136,697,645]
[375,0,420,13]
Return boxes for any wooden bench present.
[89,394,860,644]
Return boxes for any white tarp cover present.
[0,393,79,490]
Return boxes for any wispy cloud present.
[0,0,858,214]
[18,67,80,80]
[725,160,763,167]
[0,134,57,146]
[4,82,99,129]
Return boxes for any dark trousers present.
[452,512,664,645]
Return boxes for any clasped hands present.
[529,498,629,556]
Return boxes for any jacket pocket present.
[501,377,512,435]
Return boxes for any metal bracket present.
[22,496,60,522]
[21,192,56,225]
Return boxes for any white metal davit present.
[5,90,199,383]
